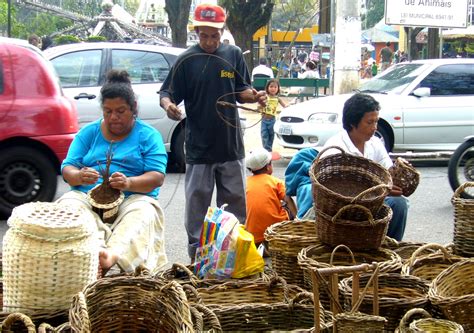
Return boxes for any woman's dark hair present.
[265,78,281,95]
[100,70,137,115]
[342,93,380,132]
[306,60,316,70]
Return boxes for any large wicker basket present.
[334,312,387,333]
[2,202,99,319]
[451,182,474,257]
[310,146,392,218]
[339,273,429,332]
[69,270,194,332]
[401,243,465,283]
[396,308,464,333]
[382,237,435,263]
[428,259,474,331]
[315,204,392,250]
[184,277,333,332]
[298,244,402,308]
[264,219,320,287]
[389,157,420,197]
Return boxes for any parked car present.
[275,58,474,152]
[44,42,248,173]
[0,38,78,215]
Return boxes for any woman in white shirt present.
[298,60,320,101]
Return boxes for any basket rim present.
[86,184,125,209]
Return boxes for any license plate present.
[279,124,292,135]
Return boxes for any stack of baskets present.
[451,182,474,257]
[310,146,393,251]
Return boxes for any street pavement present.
[0,109,456,268]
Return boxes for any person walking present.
[259,79,287,152]
[159,3,266,260]
[379,42,393,72]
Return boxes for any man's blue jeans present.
[261,117,276,152]
[384,196,408,241]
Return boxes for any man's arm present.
[160,96,182,121]
[238,88,267,107]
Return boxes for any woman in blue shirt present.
[58,70,168,274]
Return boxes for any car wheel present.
[375,124,392,152]
[448,139,474,199]
[167,127,186,174]
[0,147,57,216]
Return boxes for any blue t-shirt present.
[61,118,167,198]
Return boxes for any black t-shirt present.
[160,44,251,164]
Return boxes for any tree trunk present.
[427,28,440,59]
[404,27,423,61]
[164,0,192,48]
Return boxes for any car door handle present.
[74,93,96,100]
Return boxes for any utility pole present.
[7,0,12,37]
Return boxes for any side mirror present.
[412,87,431,97]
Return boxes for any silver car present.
[275,58,474,152]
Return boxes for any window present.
[111,49,170,84]
[419,64,474,96]
[51,50,102,88]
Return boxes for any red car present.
[0,38,77,215]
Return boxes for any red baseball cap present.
[194,3,226,29]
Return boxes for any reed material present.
[451,182,474,257]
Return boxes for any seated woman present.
[57,69,168,274]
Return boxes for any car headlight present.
[308,112,338,124]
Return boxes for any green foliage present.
[363,0,384,29]
[0,0,26,37]
[86,35,107,42]
[54,34,81,45]
[124,0,141,16]
[272,0,319,31]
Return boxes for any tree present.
[164,0,192,48]
[271,0,318,31]
[219,0,274,70]
[363,0,384,29]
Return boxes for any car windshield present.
[360,63,425,94]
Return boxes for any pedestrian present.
[298,60,320,101]
[321,93,408,241]
[251,57,274,81]
[259,79,287,152]
[245,148,296,247]
[379,41,393,72]
[371,60,378,77]
[41,36,53,51]
[57,69,168,274]
[159,3,266,261]
[290,56,301,78]
[27,34,41,48]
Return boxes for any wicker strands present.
[316,204,392,250]
[2,202,99,318]
[264,220,320,287]
[401,243,465,283]
[339,273,429,332]
[389,157,420,197]
[334,312,387,333]
[87,184,124,224]
[382,237,435,263]
[184,277,333,332]
[69,273,194,332]
[0,313,36,333]
[451,182,474,257]
[429,259,474,331]
[310,146,392,218]
[396,308,464,333]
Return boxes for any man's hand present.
[390,184,404,197]
[252,88,267,107]
[165,103,183,121]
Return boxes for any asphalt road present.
[0,109,456,268]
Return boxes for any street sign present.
[385,0,469,28]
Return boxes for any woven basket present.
[429,259,474,331]
[396,308,464,333]
[184,277,333,332]
[189,304,222,332]
[451,182,474,257]
[389,157,420,197]
[340,273,429,332]
[316,204,392,250]
[0,313,36,333]
[298,244,402,308]
[382,237,435,263]
[310,146,392,218]
[2,202,99,319]
[401,243,466,283]
[264,220,320,287]
[334,312,387,333]
[69,270,194,332]
[87,184,124,224]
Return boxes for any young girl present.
[260,79,287,152]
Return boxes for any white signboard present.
[385,0,469,28]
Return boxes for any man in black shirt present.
[160,4,266,260]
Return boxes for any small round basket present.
[315,204,392,250]
[264,220,320,287]
[310,146,392,219]
[451,182,474,257]
[334,312,387,333]
[389,157,420,197]
[401,243,466,283]
[428,259,474,331]
[395,308,464,333]
[339,273,429,332]
[87,184,124,224]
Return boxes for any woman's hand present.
[80,167,100,185]
[109,172,131,191]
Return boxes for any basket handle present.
[192,304,222,332]
[182,284,203,304]
[170,262,200,287]
[314,145,346,164]
[352,183,391,202]
[268,275,290,303]
[329,244,356,265]
[70,292,91,332]
[452,181,474,199]
[1,313,36,333]
[398,308,431,331]
[407,243,452,269]
[38,323,54,333]
[332,204,375,226]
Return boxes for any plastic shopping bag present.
[232,225,265,278]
